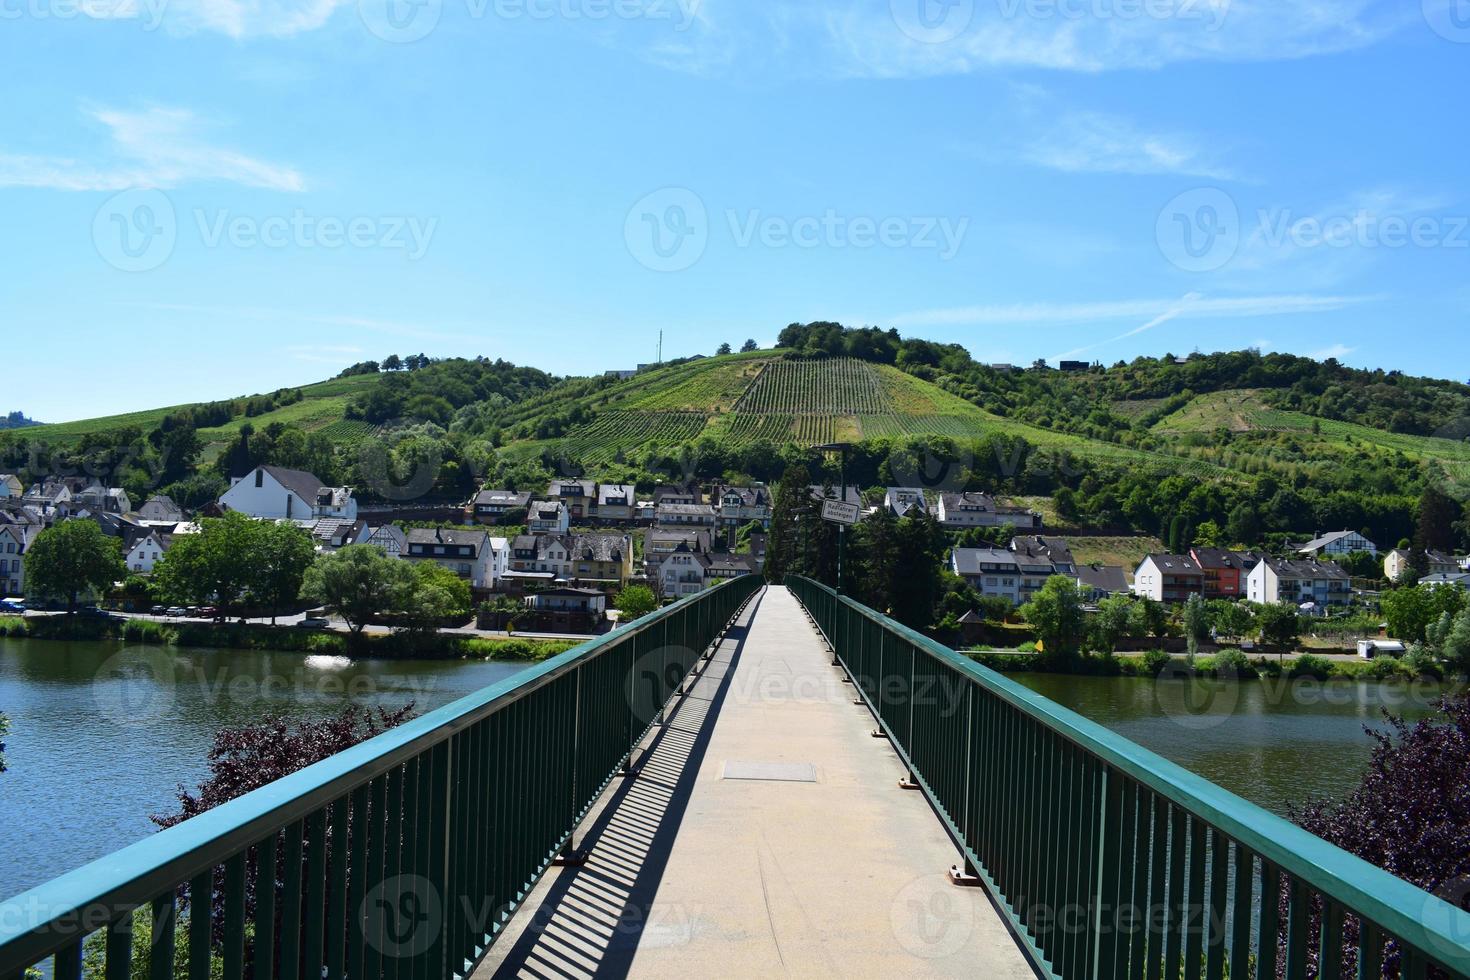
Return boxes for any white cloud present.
[0,107,304,192]
[1021,110,1234,179]
[648,0,1405,79]
[892,292,1377,330]
[1309,343,1357,360]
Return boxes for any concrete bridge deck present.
[476,585,1033,979]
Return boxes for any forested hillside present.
[7,324,1470,553]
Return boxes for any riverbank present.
[0,615,577,662]
[965,646,1452,683]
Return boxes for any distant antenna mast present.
[658,330,663,365]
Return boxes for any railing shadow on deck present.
[481,588,765,980]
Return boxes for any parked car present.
[185,607,200,617]
[78,606,110,619]
[166,606,186,617]
[0,600,24,613]
[199,606,219,619]
[150,605,166,616]
[299,617,332,630]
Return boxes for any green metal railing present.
[787,576,1470,980]
[0,575,761,980]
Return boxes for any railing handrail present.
[0,578,751,968]
[788,576,1470,971]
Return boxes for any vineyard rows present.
[734,358,887,415]
[555,412,711,464]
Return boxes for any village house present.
[950,547,1056,606]
[363,524,407,557]
[883,488,928,518]
[300,518,367,552]
[76,484,131,515]
[567,533,634,589]
[706,553,757,582]
[0,524,30,597]
[509,534,572,581]
[471,489,531,523]
[525,587,609,631]
[655,503,717,530]
[123,529,169,573]
[656,550,710,600]
[1189,548,1262,599]
[219,466,357,522]
[1422,572,1470,590]
[1132,554,1205,604]
[714,486,772,530]
[137,494,184,523]
[654,483,701,506]
[1247,557,1352,612]
[936,492,1041,531]
[545,479,597,521]
[526,500,570,535]
[594,485,638,523]
[1011,536,1075,574]
[643,528,711,578]
[1075,564,1129,602]
[1298,530,1377,558]
[0,475,23,498]
[403,528,496,589]
[1384,548,1459,582]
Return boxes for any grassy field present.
[1064,536,1166,577]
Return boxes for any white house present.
[655,503,717,529]
[1247,557,1352,611]
[403,528,495,589]
[656,551,710,599]
[0,524,30,597]
[364,524,407,557]
[138,495,185,522]
[1298,530,1377,558]
[527,500,570,535]
[594,484,638,523]
[884,488,928,518]
[950,547,1055,606]
[937,492,1041,530]
[0,475,22,499]
[1384,548,1458,582]
[124,531,169,574]
[488,537,510,584]
[1131,554,1204,604]
[220,466,357,522]
[714,486,772,530]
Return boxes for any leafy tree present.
[615,585,659,622]
[764,463,811,584]
[1091,594,1135,653]
[1128,597,1169,641]
[740,339,758,353]
[1255,602,1302,651]
[1415,485,1460,553]
[254,522,318,624]
[716,343,732,356]
[1192,520,1224,548]
[382,354,403,371]
[299,545,414,634]
[24,519,126,615]
[1293,695,1470,978]
[1207,599,1255,643]
[1382,583,1466,643]
[1021,576,1087,659]
[154,512,267,615]
[1182,593,1209,660]
[403,562,472,629]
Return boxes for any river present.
[0,637,530,900]
[0,638,1457,903]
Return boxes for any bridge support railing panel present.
[0,577,763,980]
[787,575,1470,980]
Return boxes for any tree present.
[716,343,732,356]
[382,354,403,371]
[1193,520,1224,549]
[1021,576,1087,660]
[153,512,266,615]
[1091,594,1135,653]
[765,464,811,584]
[1128,597,1169,641]
[24,519,126,614]
[1293,695,1470,978]
[299,545,414,634]
[403,562,472,629]
[1208,599,1255,643]
[1382,583,1465,643]
[1182,593,1209,660]
[615,585,658,622]
[253,521,318,624]
[1415,486,1460,553]
[1226,502,1262,548]
[1255,602,1301,651]
[740,339,758,353]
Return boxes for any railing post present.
[1092,767,1121,980]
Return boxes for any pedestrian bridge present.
[3,578,1469,980]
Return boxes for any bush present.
[1140,649,1173,676]
[0,616,28,637]
[1288,653,1334,680]
[121,619,177,644]
[1204,648,1257,679]
[460,638,577,661]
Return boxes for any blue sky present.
[3,0,1467,422]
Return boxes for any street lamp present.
[814,442,854,595]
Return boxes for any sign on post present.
[820,499,860,526]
